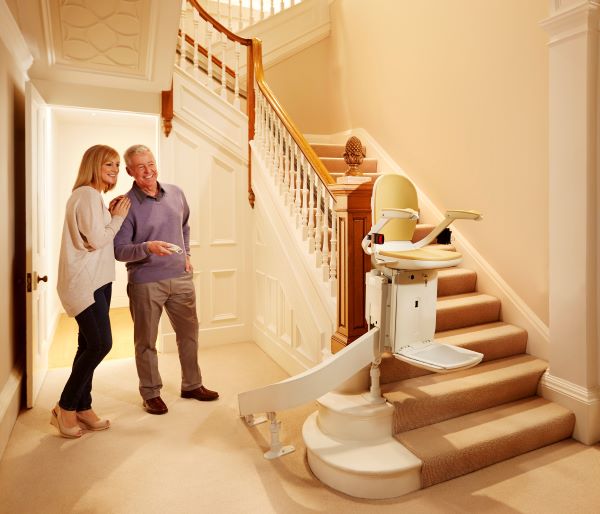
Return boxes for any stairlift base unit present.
[366,269,483,372]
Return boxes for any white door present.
[25,82,50,408]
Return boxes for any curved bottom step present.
[303,411,422,499]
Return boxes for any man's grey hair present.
[124,144,153,167]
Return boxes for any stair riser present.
[316,402,393,441]
[306,449,421,500]
[437,272,477,297]
[392,370,546,433]
[311,144,366,158]
[436,299,500,331]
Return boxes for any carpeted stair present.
[378,247,575,488]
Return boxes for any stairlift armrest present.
[445,210,482,221]
[381,208,419,220]
[361,208,419,255]
[413,209,482,249]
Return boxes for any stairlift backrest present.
[372,174,419,244]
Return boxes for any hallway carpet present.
[1,342,599,513]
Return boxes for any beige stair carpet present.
[383,354,548,433]
[396,397,575,488]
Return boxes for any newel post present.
[329,182,373,353]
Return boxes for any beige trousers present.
[127,273,202,400]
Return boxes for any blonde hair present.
[72,145,120,193]
[124,144,153,168]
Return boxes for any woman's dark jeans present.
[59,283,113,411]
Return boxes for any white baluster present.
[233,42,240,109]
[261,97,269,155]
[329,200,337,294]
[192,9,200,79]
[277,120,285,189]
[272,115,280,182]
[220,33,227,99]
[301,155,309,238]
[260,0,265,21]
[206,23,213,87]
[321,188,330,275]
[307,167,315,252]
[228,0,232,30]
[280,1,284,13]
[294,145,302,226]
[265,108,272,165]
[250,0,254,25]
[314,179,323,264]
[179,0,187,68]
[238,1,243,31]
[270,0,275,16]
[284,133,292,206]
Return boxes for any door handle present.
[37,275,48,283]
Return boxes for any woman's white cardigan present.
[57,186,124,317]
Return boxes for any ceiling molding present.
[25,0,179,93]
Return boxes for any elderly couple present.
[51,144,218,438]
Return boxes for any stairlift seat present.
[378,247,462,270]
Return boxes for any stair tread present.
[436,292,499,307]
[396,396,575,487]
[382,354,547,399]
[435,321,527,345]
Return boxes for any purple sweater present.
[114,182,191,284]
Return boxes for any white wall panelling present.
[251,145,334,374]
[160,70,251,351]
[173,71,247,159]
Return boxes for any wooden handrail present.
[175,0,333,205]
[251,39,335,188]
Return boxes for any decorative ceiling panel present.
[48,0,151,76]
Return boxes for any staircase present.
[303,256,575,499]
[171,1,576,500]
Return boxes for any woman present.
[52,145,130,438]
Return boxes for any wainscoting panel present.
[252,152,334,374]
[159,75,251,350]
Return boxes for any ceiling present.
[10,0,181,92]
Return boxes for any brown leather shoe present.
[181,385,219,401]
[143,396,168,415]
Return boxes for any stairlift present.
[362,174,484,373]
[238,173,485,462]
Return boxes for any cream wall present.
[266,0,550,324]
[0,27,26,459]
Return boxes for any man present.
[114,144,218,415]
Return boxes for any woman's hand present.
[110,196,131,218]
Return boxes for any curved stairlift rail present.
[238,326,380,416]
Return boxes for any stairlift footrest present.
[394,342,483,373]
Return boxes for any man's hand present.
[147,241,174,256]
[185,255,193,273]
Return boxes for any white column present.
[540,0,600,445]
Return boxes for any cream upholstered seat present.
[362,174,483,372]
